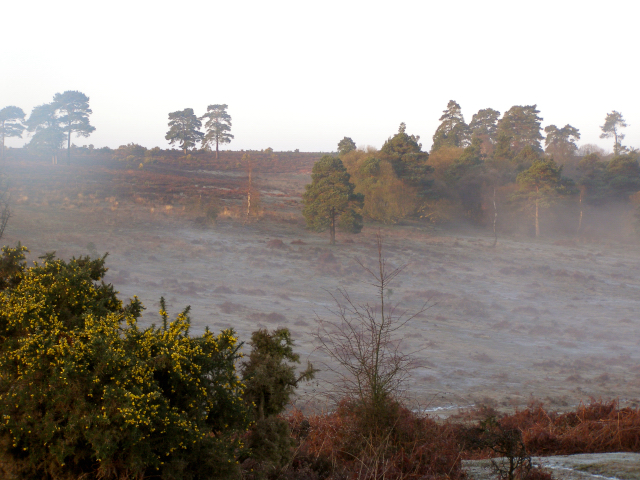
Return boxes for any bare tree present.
[315,234,427,418]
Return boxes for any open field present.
[3,153,640,414]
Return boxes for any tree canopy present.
[600,110,627,155]
[53,91,96,164]
[431,100,470,152]
[166,108,204,153]
[497,105,544,154]
[302,155,364,244]
[0,106,25,162]
[25,103,66,163]
[201,104,233,159]
[381,123,432,191]
[337,136,356,156]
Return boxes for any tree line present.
[0,92,95,165]
[303,102,638,242]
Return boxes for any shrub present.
[0,246,248,480]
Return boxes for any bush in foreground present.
[0,245,248,480]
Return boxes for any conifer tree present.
[53,90,96,164]
[201,104,233,159]
[600,111,627,155]
[166,108,203,153]
[431,100,471,151]
[303,155,363,244]
[0,106,25,162]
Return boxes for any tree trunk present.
[1,127,5,163]
[330,207,336,245]
[535,186,540,238]
[216,136,219,160]
[577,189,583,234]
[492,186,498,247]
[67,128,71,165]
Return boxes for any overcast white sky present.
[2,0,638,153]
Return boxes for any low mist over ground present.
[4,154,640,414]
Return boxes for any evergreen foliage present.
[240,328,315,476]
[497,105,544,154]
[0,107,25,162]
[200,104,233,159]
[342,149,419,223]
[337,136,356,156]
[516,159,576,236]
[52,91,96,164]
[302,155,363,244]
[380,123,432,191]
[0,246,248,480]
[431,100,471,151]
[165,108,204,154]
[600,110,627,155]
[25,104,66,163]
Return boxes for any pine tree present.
[165,108,204,153]
[302,155,363,244]
[431,100,471,152]
[201,104,233,159]
[0,106,25,162]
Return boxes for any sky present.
[3,0,639,153]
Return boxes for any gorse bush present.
[0,245,248,480]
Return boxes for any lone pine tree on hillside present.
[165,108,203,153]
[201,104,233,159]
[303,155,363,245]
[600,110,627,155]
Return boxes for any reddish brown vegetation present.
[457,400,640,461]
[501,400,640,456]
[286,404,465,480]
[275,401,640,479]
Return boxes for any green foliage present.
[469,108,500,143]
[241,328,316,422]
[25,104,66,159]
[431,100,471,151]
[200,104,233,158]
[516,158,576,236]
[0,246,248,480]
[165,108,204,153]
[605,153,640,200]
[516,158,568,194]
[381,123,432,191]
[343,150,419,224]
[302,155,364,244]
[445,136,486,221]
[53,91,96,160]
[544,124,580,156]
[513,145,542,172]
[600,110,627,155]
[0,106,25,160]
[577,153,609,204]
[497,105,544,154]
[337,136,356,156]
[240,328,315,477]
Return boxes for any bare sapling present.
[315,233,428,431]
